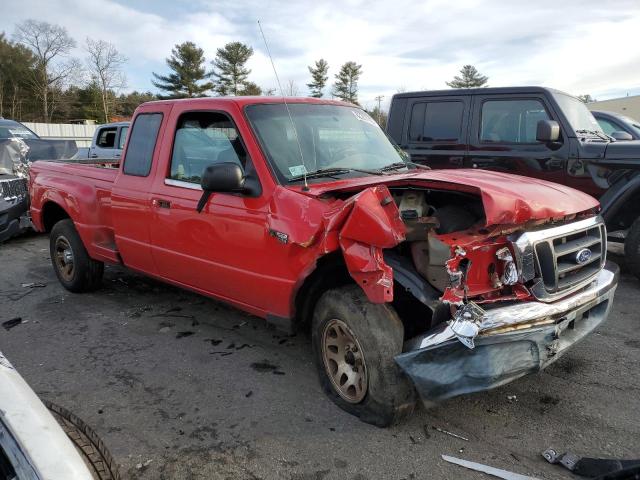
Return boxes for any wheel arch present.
[41,201,72,232]
[293,251,353,332]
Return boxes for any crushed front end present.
[393,214,619,404]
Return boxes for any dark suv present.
[387,86,640,278]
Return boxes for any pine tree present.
[446,65,488,88]
[332,61,362,105]
[307,58,329,98]
[211,42,253,96]
[152,41,213,98]
[240,81,262,96]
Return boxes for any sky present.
[2,0,640,110]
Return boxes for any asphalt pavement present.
[1,233,639,479]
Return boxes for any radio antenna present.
[257,20,309,190]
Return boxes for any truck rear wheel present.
[50,219,104,292]
[45,401,120,480]
[311,285,417,427]
[625,216,640,280]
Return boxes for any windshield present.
[245,103,405,183]
[0,122,39,141]
[552,92,603,134]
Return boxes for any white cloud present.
[2,0,640,108]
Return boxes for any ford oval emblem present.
[575,248,592,265]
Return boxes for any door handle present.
[90,153,98,158]
[152,199,171,209]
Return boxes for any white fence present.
[22,122,98,147]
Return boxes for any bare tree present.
[14,19,77,121]
[85,38,127,122]
[284,79,299,96]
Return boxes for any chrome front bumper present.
[395,262,619,404]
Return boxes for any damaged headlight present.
[496,247,518,286]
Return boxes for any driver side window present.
[169,111,247,184]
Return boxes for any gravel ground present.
[1,233,639,480]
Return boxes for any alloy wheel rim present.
[321,318,368,404]
[54,236,74,281]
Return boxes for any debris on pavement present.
[542,448,640,478]
[507,394,518,403]
[432,426,469,441]
[2,317,24,331]
[21,282,46,288]
[245,391,253,398]
[176,331,195,339]
[441,454,540,480]
[136,459,153,470]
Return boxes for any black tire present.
[45,401,120,480]
[312,285,417,427]
[50,219,103,292]
[625,216,640,280]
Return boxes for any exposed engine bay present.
[390,187,524,302]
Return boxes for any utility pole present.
[374,95,384,124]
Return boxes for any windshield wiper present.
[288,167,384,183]
[576,129,611,142]
[380,161,431,172]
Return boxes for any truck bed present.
[29,159,121,264]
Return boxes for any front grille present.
[0,177,28,199]
[533,222,606,296]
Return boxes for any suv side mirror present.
[536,120,560,143]
[197,162,245,212]
[611,131,633,141]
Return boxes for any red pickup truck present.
[30,97,619,426]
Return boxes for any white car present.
[0,351,119,479]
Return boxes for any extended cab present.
[30,97,618,426]
[387,87,640,279]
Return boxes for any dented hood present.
[296,168,599,225]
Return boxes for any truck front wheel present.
[312,286,417,427]
[50,219,104,292]
[625,216,640,280]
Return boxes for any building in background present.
[588,94,640,121]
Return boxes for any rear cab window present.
[96,127,117,148]
[123,113,163,177]
[167,111,247,185]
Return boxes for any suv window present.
[596,117,623,135]
[481,99,550,143]
[409,101,464,142]
[118,126,129,149]
[0,443,16,480]
[123,113,163,177]
[169,111,246,184]
[96,127,117,148]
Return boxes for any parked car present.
[387,87,640,279]
[0,350,119,479]
[29,97,618,426]
[87,121,129,159]
[0,118,78,161]
[592,110,640,140]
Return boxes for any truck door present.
[147,108,278,314]
[467,94,569,184]
[400,96,470,169]
[111,108,170,276]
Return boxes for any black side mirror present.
[536,120,560,143]
[611,131,633,141]
[197,162,245,213]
